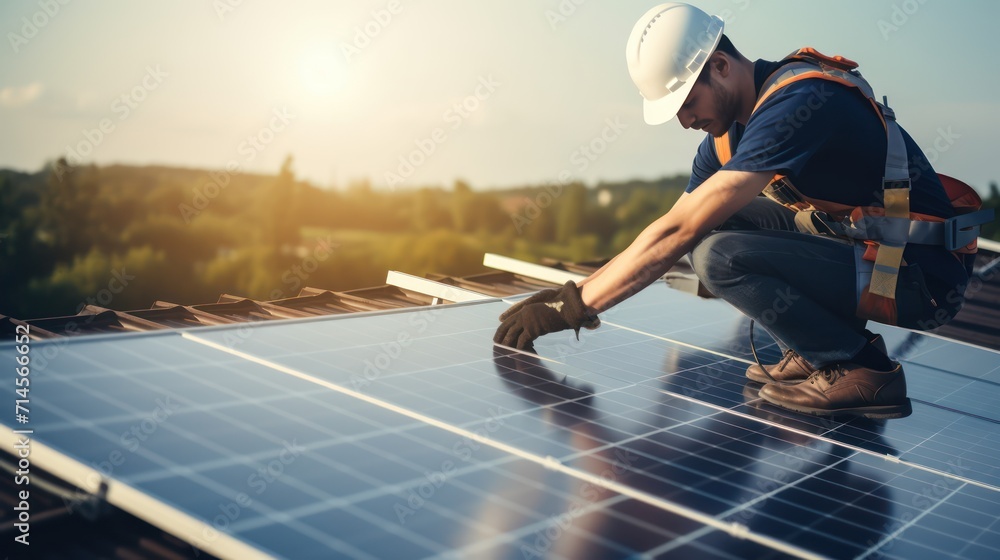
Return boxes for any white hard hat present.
[626,3,724,125]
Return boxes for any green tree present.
[38,159,100,259]
[451,179,473,233]
[556,183,586,243]
[259,155,301,248]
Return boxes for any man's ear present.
[711,52,731,79]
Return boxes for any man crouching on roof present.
[494,3,990,420]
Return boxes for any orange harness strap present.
[707,48,992,326]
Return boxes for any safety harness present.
[714,47,994,326]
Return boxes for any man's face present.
[675,67,738,138]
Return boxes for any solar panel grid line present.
[900,346,1000,380]
[909,417,991,464]
[426,494,637,560]
[239,452,713,559]
[238,298,996,556]
[359,378,612,433]
[560,450,754,517]
[476,496,660,559]
[563,342,756,385]
[13,393,377,559]
[365,358,613,410]
[513,400,730,462]
[286,296,996,552]
[233,469,516,539]
[13,286,992,556]
[559,320,761,367]
[961,517,1000,557]
[664,426,857,492]
[21,332,540,556]
[896,414,978,461]
[448,491,763,560]
[121,437,361,486]
[648,534,778,560]
[224,452,563,535]
[394,457,711,556]
[126,406,523,518]
[346,347,897,522]
[714,465,930,557]
[926,506,1000,546]
[53,336,593,550]
[54,342,439,461]
[0,425,276,560]
[221,434,580,536]
[35,387,334,433]
[494,295,1000,514]
[853,482,969,560]
[904,372,1000,403]
[644,385,1000,494]
[182,331,828,560]
[115,399,489,487]
[548,413,852,510]
[844,456,1000,535]
[484,403,739,463]
[602,438,857,523]
[720,448,1000,553]
[581,392,727,433]
[889,322,1000,357]
[638,526,718,559]
[32,364,431,559]
[914,397,1000,425]
[60,358,612,558]
[885,518,997,560]
[560,331,988,466]
[460,402,662,454]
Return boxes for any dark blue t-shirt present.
[686,59,966,287]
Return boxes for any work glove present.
[498,287,562,321]
[493,281,600,351]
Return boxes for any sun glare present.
[298,47,349,96]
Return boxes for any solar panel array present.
[3,280,999,559]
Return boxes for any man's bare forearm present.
[579,217,698,313]
[578,170,772,315]
[576,254,619,287]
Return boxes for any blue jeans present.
[689,198,963,367]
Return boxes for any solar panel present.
[3,281,1000,559]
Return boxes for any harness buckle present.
[944,209,995,251]
[881,178,910,190]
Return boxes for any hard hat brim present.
[642,75,698,125]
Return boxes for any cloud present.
[0,83,44,107]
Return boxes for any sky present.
[2,0,999,192]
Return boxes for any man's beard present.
[709,78,739,137]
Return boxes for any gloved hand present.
[498,287,561,321]
[493,281,600,350]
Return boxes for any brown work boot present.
[746,333,887,384]
[758,361,912,419]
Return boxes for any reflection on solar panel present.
[3,276,1000,559]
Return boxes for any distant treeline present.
[1,157,696,318]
